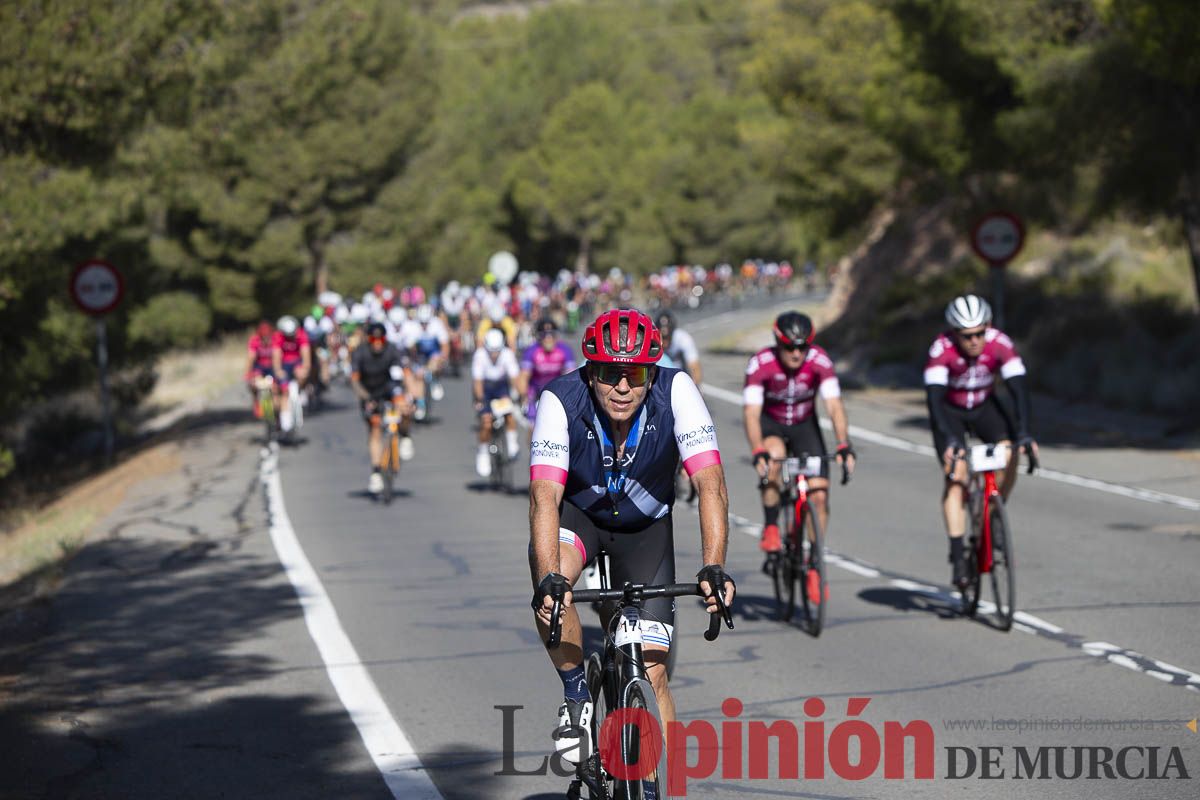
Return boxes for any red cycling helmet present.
[582,309,663,364]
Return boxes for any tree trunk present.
[310,240,328,297]
[1181,180,1200,308]
[575,233,591,274]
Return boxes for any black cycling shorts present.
[557,501,676,636]
[360,384,404,421]
[930,394,1015,460]
[760,414,829,479]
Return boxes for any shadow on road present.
[856,586,960,620]
[0,533,393,799]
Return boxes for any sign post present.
[69,259,125,462]
[970,212,1024,328]
[487,250,519,286]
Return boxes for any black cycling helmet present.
[655,309,676,333]
[772,311,815,347]
[536,318,558,337]
[365,321,387,339]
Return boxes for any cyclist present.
[654,310,703,388]
[518,318,576,428]
[351,321,415,494]
[529,310,735,786]
[272,315,311,435]
[925,294,1038,587]
[742,312,856,563]
[245,320,275,417]
[473,329,521,477]
[405,304,449,420]
[477,301,518,349]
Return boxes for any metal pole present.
[96,317,114,462]
[990,264,1006,329]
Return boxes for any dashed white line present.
[261,446,444,799]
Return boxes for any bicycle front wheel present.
[799,503,827,637]
[584,654,613,800]
[620,683,662,800]
[988,497,1016,631]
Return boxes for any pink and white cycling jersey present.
[521,341,576,399]
[923,328,1026,409]
[742,345,841,425]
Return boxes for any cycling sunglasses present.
[778,342,808,352]
[368,335,387,345]
[956,328,987,341]
[592,363,653,387]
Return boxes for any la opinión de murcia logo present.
[495,698,1191,796]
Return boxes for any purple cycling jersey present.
[521,341,576,399]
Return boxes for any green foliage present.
[128,293,212,349]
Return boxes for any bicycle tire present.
[620,683,662,800]
[988,497,1016,631]
[381,432,396,506]
[260,392,276,442]
[962,536,982,618]
[800,503,828,637]
[584,654,613,800]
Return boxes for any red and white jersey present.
[923,328,1025,409]
[272,330,310,365]
[743,345,841,425]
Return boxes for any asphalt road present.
[269,293,1200,799]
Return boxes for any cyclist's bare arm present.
[516,369,531,398]
[272,347,284,378]
[692,464,734,610]
[824,395,855,473]
[529,479,569,621]
[687,359,703,387]
[743,403,766,474]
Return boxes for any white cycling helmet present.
[945,294,992,329]
[388,306,407,326]
[350,303,369,324]
[416,303,434,323]
[484,328,506,353]
[319,316,335,334]
[487,302,505,322]
[333,304,349,324]
[277,315,298,336]
[303,316,318,334]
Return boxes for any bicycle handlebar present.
[946,444,1039,476]
[757,453,850,487]
[546,581,733,648]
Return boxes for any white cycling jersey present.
[666,329,699,369]
[472,347,519,383]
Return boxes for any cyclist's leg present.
[979,396,1019,499]
[792,416,831,534]
[362,398,384,466]
[934,408,971,579]
[602,516,676,726]
[758,416,789,550]
[530,503,598,675]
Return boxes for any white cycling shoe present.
[476,448,492,478]
[553,699,594,765]
[431,381,445,402]
[367,472,384,495]
[399,436,415,462]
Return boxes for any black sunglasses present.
[956,329,987,341]
[778,342,808,352]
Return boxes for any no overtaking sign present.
[70,259,125,315]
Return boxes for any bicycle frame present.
[975,469,1000,574]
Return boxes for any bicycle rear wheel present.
[381,432,397,505]
[988,497,1016,631]
[961,535,982,618]
[799,503,827,637]
[772,509,797,621]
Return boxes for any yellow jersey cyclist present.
[528,310,735,792]
[925,294,1039,587]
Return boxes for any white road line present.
[727,511,1200,693]
[261,446,444,800]
[700,383,1200,511]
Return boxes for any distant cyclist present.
[245,320,275,417]
[405,304,449,419]
[528,310,734,788]
[351,321,415,494]
[518,319,576,427]
[473,329,521,477]
[925,294,1038,587]
[272,316,311,435]
[742,312,855,559]
[477,302,518,349]
[654,310,703,386]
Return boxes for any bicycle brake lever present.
[547,596,563,648]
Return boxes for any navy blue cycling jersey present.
[529,367,721,531]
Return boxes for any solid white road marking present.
[701,383,1200,511]
[261,446,444,799]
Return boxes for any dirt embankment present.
[818,198,1200,440]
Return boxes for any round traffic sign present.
[971,212,1024,266]
[487,250,518,285]
[70,259,125,315]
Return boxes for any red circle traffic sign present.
[70,259,125,315]
[971,212,1024,266]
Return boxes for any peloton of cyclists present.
[925,294,1038,587]
[742,312,856,580]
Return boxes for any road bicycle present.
[486,396,516,492]
[377,400,403,505]
[762,454,848,635]
[545,571,733,800]
[254,375,278,443]
[952,441,1037,631]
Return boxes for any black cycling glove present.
[696,564,734,604]
[531,572,567,611]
